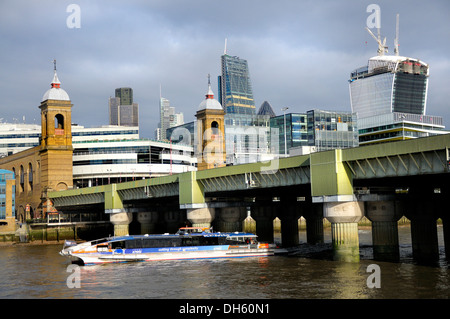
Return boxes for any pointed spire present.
[205,74,214,99]
[51,59,61,89]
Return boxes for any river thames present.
[0,225,449,301]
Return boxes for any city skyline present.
[0,1,449,139]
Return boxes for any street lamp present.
[282,107,289,157]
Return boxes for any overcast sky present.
[0,0,449,138]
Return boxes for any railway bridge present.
[49,134,450,262]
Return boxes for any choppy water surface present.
[1,226,449,299]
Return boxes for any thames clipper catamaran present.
[60,227,274,265]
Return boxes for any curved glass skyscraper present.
[349,55,446,145]
[350,55,429,118]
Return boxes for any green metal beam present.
[178,171,206,208]
[310,149,354,200]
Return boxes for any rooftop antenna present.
[394,13,400,56]
[224,38,228,55]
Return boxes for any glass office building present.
[306,110,358,151]
[350,56,429,118]
[218,54,256,115]
[270,113,308,155]
[224,113,273,165]
[349,55,447,145]
[270,110,357,154]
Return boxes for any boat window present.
[125,239,141,249]
[111,240,125,249]
[182,237,200,246]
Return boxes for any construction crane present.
[366,26,388,56]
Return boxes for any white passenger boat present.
[60,227,274,265]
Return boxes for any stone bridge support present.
[163,209,186,233]
[251,200,276,243]
[365,200,402,261]
[110,212,133,237]
[215,206,247,232]
[324,200,364,262]
[137,211,159,234]
[186,206,215,228]
[405,200,439,261]
[303,203,324,244]
[277,197,302,247]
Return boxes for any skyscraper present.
[349,16,446,145]
[157,95,184,141]
[218,54,256,115]
[109,87,139,127]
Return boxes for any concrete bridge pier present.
[324,200,364,262]
[278,198,301,247]
[406,200,439,261]
[164,210,186,233]
[137,211,159,234]
[215,206,246,232]
[365,200,401,261]
[251,204,276,243]
[303,203,324,244]
[110,211,133,236]
[186,206,215,229]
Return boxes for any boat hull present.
[65,247,273,265]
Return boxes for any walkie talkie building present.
[349,55,446,145]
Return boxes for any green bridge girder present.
[49,134,450,212]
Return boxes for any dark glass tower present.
[115,87,133,105]
[109,87,139,127]
[219,54,256,115]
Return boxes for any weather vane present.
[53,59,57,71]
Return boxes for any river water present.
[0,225,449,300]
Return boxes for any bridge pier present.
[186,206,215,228]
[303,203,324,244]
[215,206,246,232]
[251,204,276,243]
[277,198,301,247]
[163,209,186,233]
[406,200,439,261]
[137,211,159,234]
[324,201,364,262]
[365,200,401,261]
[110,212,133,236]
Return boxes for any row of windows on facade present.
[0,129,138,141]
[9,164,36,193]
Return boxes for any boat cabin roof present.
[85,228,257,246]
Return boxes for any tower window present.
[55,114,64,135]
[211,121,219,135]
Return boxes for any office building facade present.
[306,109,358,151]
[109,87,139,127]
[158,96,184,141]
[270,113,308,155]
[270,110,358,154]
[349,55,446,145]
[218,54,256,115]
